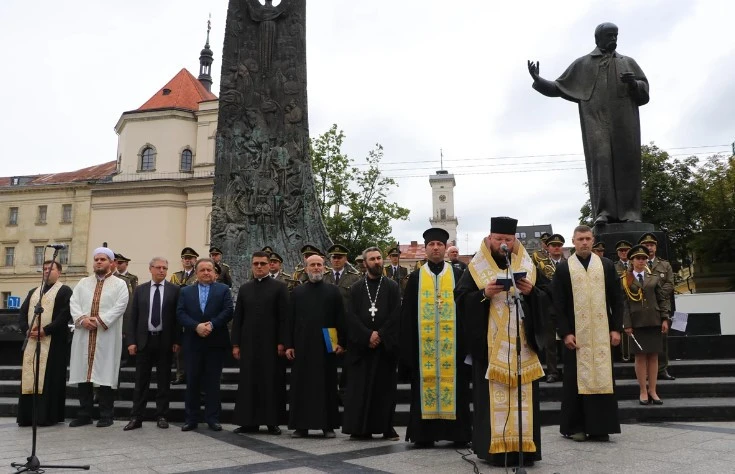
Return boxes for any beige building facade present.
[0,62,221,306]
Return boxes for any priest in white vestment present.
[68,247,129,427]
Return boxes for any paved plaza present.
[1,419,734,473]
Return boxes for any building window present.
[8,207,18,225]
[140,146,156,171]
[62,204,73,223]
[34,246,45,266]
[520,232,527,238]
[4,247,15,266]
[116,155,122,172]
[180,149,193,172]
[1,292,10,309]
[59,246,69,264]
[534,231,541,238]
[440,209,446,220]
[37,205,47,224]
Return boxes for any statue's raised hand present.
[527,60,540,81]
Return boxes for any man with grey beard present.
[285,255,345,438]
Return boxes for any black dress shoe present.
[659,371,676,381]
[267,425,282,435]
[123,420,142,431]
[171,378,186,385]
[96,418,114,428]
[156,417,169,429]
[69,417,93,427]
[208,422,223,431]
[382,429,400,441]
[639,398,650,405]
[546,373,560,383]
[651,398,664,405]
[181,423,198,431]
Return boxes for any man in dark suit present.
[124,257,181,431]
[177,258,234,432]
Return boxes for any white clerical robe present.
[68,275,129,388]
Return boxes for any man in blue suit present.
[177,258,234,431]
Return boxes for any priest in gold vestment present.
[551,225,623,441]
[455,217,546,467]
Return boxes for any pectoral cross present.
[369,303,378,320]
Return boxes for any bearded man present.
[285,254,345,438]
[455,217,547,467]
[68,247,130,427]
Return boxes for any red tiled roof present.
[136,68,217,112]
[0,161,117,187]
[398,242,427,260]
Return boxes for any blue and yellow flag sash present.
[322,327,338,353]
[417,263,457,420]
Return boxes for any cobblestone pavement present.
[2,419,734,473]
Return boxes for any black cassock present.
[552,254,623,436]
[342,276,400,435]
[232,277,289,427]
[454,267,546,465]
[399,261,472,444]
[286,280,345,430]
[17,284,73,426]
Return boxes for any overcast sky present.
[1,0,733,253]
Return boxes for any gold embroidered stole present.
[468,240,543,454]
[21,282,62,394]
[417,263,456,420]
[568,254,613,394]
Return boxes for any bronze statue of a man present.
[528,23,649,225]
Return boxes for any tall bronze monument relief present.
[528,23,649,227]
[211,0,331,282]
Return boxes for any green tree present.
[691,155,735,264]
[310,124,410,255]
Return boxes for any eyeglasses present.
[252,262,269,266]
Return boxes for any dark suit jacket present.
[177,282,234,349]
[126,280,181,352]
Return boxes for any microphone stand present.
[12,248,90,473]
[503,249,527,474]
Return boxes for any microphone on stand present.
[500,243,510,255]
[46,243,67,250]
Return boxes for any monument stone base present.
[593,222,672,260]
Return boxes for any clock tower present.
[429,169,458,246]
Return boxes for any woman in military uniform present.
[621,245,671,405]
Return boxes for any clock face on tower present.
[439,194,447,202]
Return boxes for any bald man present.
[446,246,467,272]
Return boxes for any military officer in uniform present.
[614,240,635,361]
[170,248,199,287]
[209,247,232,288]
[592,240,606,258]
[292,245,323,284]
[113,253,135,366]
[614,240,633,275]
[639,233,676,380]
[115,254,139,289]
[383,247,408,294]
[323,244,362,312]
[269,252,297,287]
[261,246,274,256]
[535,233,566,382]
[354,256,366,274]
[531,231,551,268]
[170,247,199,384]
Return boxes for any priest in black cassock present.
[342,246,400,440]
[455,217,546,467]
[17,260,72,427]
[232,251,289,435]
[286,254,345,438]
[551,225,622,442]
[400,227,471,447]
